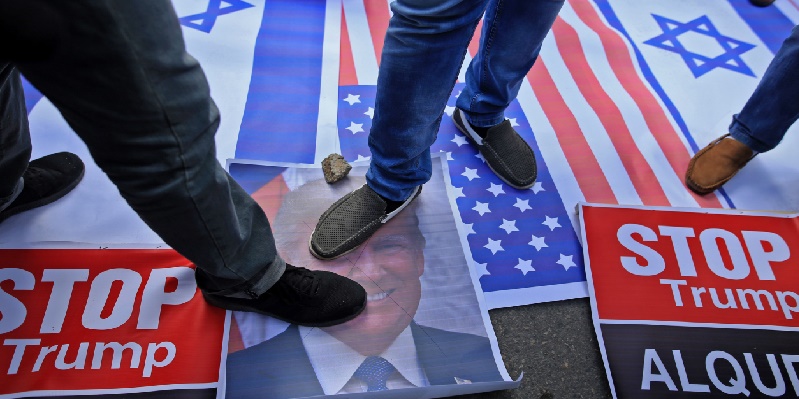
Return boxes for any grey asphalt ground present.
[455,298,613,399]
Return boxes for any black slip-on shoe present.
[453,108,537,189]
[0,152,85,223]
[202,264,367,327]
[309,184,422,260]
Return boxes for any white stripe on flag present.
[175,0,266,164]
[458,53,472,83]
[775,0,799,24]
[315,0,344,162]
[343,0,380,84]
[516,80,586,232]
[540,34,643,205]
[559,1,700,208]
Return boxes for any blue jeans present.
[0,1,284,298]
[366,0,565,201]
[730,25,799,153]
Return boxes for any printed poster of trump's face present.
[224,155,516,398]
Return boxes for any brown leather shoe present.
[685,134,754,195]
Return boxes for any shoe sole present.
[452,110,535,190]
[0,167,85,223]
[685,177,715,196]
[202,291,367,328]
[309,185,422,261]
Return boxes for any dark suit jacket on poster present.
[225,323,503,398]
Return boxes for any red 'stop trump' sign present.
[580,204,799,398]
[0,248,228,398]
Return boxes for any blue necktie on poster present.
[354,356,396,392]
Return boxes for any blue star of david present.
[644,14,756,78]
[179,0,254,33]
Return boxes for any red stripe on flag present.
[364,0,391,66]
[340,5,358,86]
[251,174,290,222]
[468,19,483,57]
[527,60,617,204]
[228,317,245,354]
[569,0,723,208]
[552,17,670,206]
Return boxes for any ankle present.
[725,136,757,155]
[378,194,404,213]
[0,178,24,213]
[469,124,491,139]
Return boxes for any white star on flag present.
[462,167,479,181]
[445,152,454,161]
[484,238,504,254]
[473,201,490,216]
[514,258,535,275]
[343,94,361,105]
[499,219,519,234]
[452,135,468,147]
[487,183,505,197]
[475,153,486,163]
[364,107,374,119]
[444,105,455,116]
[556,254,576,270]
[528,234,548,251]
[474,262,490,277]
[531,181,545,194]
[506,117,519,127]
[462,222,476,235]
[543,216,561,231]
[452,186,466,199]
[513,198,532,212]
[355,155,371,162]
[346,122,364,134]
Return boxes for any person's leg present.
[0,63,83,222]
[453,0,564,189]
[310,0,487,260]
[0,63,30,211]
[17,1,364,325]
[457,0,564,128]
[730,25,799,153]
[366,0,489,202]
[686,25,799,195]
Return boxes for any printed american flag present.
[339,0,725,209]
[338,84,585,293]
[336,0,725,302]
[334,0,796,303]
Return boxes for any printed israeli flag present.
[599,0,799,210]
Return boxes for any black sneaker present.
[453,108,537,189]
[202,264,367,327]
[0,152,85,223]
[310,184,422,260]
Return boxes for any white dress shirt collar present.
[299,324,428,394]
